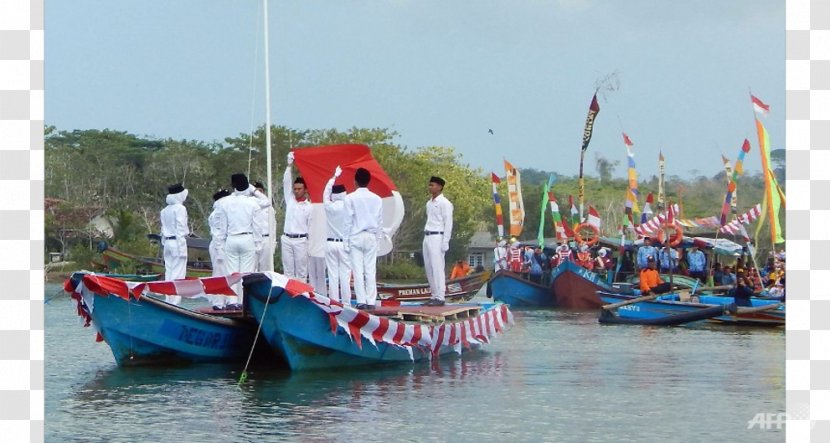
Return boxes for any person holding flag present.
[343,167,384,310]
[282,152,313,282]
[323,166,351,305]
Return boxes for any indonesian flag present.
[292,144,405,256]
[587,205,601,229]
[751,94,770,116]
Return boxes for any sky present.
[45,0,784,179]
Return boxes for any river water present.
[45,283,784,442]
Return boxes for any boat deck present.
[372,304,481,323]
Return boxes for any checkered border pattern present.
[0,0,44,442]
[0,0,824,441]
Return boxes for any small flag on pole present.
[587,205,601,229]
[751,94,770,116]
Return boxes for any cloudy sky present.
[46,0,784,178]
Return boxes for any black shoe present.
[422,299,445,307]
[356,303,367,310]
[212,305,225,311]
[226,303,243,310]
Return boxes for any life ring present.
[574,223,600,247]
[656,222,683,247]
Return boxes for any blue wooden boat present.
[600,302,735,326]
[487,270,554,307]
[598,291,785,327]
[65,272,271,366]
[243,273,513,371]
[550,260,621,309]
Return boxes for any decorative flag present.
[538,179,551,246]
[657,151,666,210]
[722,154,737,210]
[548,188,567,242]
[569,195,580,230]
[640,193,654,224]
[754,118,784,245]
[578,93,601,222]
[504,160,525,237]
[491,172,504,238]
[587,205,601,229]
[751,94,770,116]
[719,139,751,226]
[623,133,640,216]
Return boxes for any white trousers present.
[423,235,446,301]
[281,235,308,281]
[257,236,275,272]
[225,234,256,304]
[326,241,352,304]
[209,240,229,307]
[163,238,187,305]
[349,232,378,306]
[308,256,327,296]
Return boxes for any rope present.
[238,286,276,386]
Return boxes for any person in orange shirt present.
[639,256,672,295]
[450,259,472,280]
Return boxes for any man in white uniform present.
[422,176,453,307]
[208,188,230,309]
[252,181,276,272]
[217,173,264,308]
[323,166,351,304]
[343,168,383,310]
[282,152,313,282]
[493,238,508,272]
[160,183,189,305]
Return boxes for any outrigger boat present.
[244,272,513,371]
[597,291,785,327]
[487,270,554,307]
[378,271,490,303]
[64,272,273,366]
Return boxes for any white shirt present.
[343,187,383,239]
[208,198,227,245]
[424,193,453,247]
[218,190,263,244]
[160,191,189,238]
[251,189,276,239]
[323,177,348,240]
[283,167,312,235]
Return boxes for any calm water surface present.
[45,283,784,442]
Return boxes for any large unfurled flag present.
[548,188,567,242]
[504,160,525,237]
[751,94,770,116]
[587,205,601,229]
[754,117,784,245]
[623,133,640,218]
[657,151,666,210]
[491,172,504,238]
[538,178,553,246]
[640,192,654,224]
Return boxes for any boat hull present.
[69,274,263,366]
[377,271,489,302]
[487,270,554,307]
[598,292,785,327]
[243,274,502,371]
[550,261,617,309]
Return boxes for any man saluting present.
[422,176,453,307]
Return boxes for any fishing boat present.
[550,260,621,309]
[597,291,785,327]
[64,272,273,366]
[99,244,213,278]
[378,271,490,303]
[243,272,513,371]
[487,270,554,307]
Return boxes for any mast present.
[263,0,275,259]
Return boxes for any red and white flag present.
[587,205,601,229]
[751,94,770,116]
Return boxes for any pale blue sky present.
[45,0,784,179]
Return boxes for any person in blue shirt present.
[528,246,548,284]
[658,245,679,273]
[686,245,707,281]
[636,237,658,270]
[721,265,737,286]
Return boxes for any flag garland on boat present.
[504,159,525,237]
[266,273,514,359]
[719,203,762,236]
[633,203,681,235]
[490,173,504,238]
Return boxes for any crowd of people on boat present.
[490,231,785,301]
[159,153,454,310]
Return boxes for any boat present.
[550,260,621,309]
[486,270,554,307]
[597,291,785,327]
[99,243,213,278]
[599,295,736,326]
[377,271,490,303]
[243,272,513,371]
[64,272,273,366]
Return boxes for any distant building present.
[467,231,498,270]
